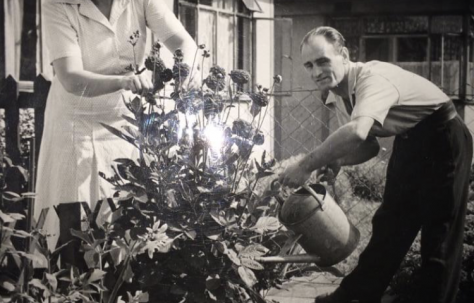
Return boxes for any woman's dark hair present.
[300,26,346,53]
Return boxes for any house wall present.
[275,0,473,16]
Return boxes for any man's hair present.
[300,26,346,54]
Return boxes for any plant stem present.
[236,176,260,223]
[187,47,200,90]
[107,241,136,303]
[224,80,234,124]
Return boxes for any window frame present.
[178,0,253,72]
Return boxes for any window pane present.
[198,10,216,72]
[397,37,427,62]
[365,38,389,61]
[217,13,235,73]
[431,35,461,61]
[237,17,251,72]
[179,5,197,40]
[345,37,359,61]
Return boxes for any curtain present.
[4,0,24,78]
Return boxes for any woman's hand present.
[120,73,153,95]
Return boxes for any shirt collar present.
[325,61,363,105]
[48,0,132,32]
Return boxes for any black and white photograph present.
[1,1,474,303]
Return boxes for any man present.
[279,26,473,303]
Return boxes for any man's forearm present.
[301,122,367,172]
[336,136,380,166]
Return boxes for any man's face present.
[301,35,346,91]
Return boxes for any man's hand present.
[317,162,341,185]
[278,158,313,189]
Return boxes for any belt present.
[424,100,458,127]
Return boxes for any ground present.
[267,273,396,303]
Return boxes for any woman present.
[36,0,199,249]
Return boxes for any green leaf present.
[240,258,264,271]
[29,278,51,297]
[11,229,31,238]
[237,266,257,288]
[137,292,149,303]
[2,191,23,202]
[239,243,269,258]
[0,276,16,292]
[45,273,58,292]
[226,249,241,266]
[184,229,197,240]
[109,239,128,266]
[17,251,48,267]
[100,123,137,147]
[205,274,221,290]
[9,213,25,220]
[86,269,106,284]
[84,250,100,269]
[122,114,139,126]
[251,216,280,234]
[0,210,14,223]
[123,262,134,282]
[123,125,140,138]
[69,228,93,245]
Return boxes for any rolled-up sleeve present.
[352,74,400,126]
[144,0,189,42]
[43,3,82,63]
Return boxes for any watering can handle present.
[301,184,325,211]
[271,180,325,210]
[270,179,286,205]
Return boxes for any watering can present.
[270,181,360,267]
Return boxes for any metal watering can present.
[271,181,360,267]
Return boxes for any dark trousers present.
[340,114,473,303]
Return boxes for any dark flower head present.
[175,89,203,114]
[161,69,173,82]
[203,94,224,118]
[204,74,226,91]
[250,102,261,117]
[253,132,265,145]
[145,92,157,105]
[145,56,166,73]
[273,75,283,84]
[229,70,251,85]
[199,44,206,49]
[152,41,162,52]
[232,119,254,139]
[250,92,269,107]
[210,66,226,77]
[172,62,190,81]
[174,48,184,58]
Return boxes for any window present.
[365,38,390,62]
[179,0,253,76]
[396,37,428,62]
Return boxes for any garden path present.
[267,273,396,303]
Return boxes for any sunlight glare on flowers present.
[204,122,225,152]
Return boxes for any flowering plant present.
[85,37,288,303]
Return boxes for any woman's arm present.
[53,57,153,97]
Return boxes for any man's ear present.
[341,47,350,63]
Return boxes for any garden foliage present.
[1,35,291,303]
